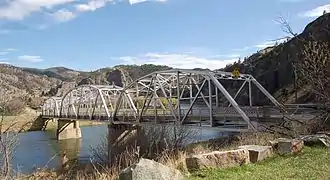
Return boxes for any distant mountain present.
[22,66,89,82]
[77,64,172,86]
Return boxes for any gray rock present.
[238,145,273,163]
[119,158,184,180]
[185,149,250,170]
[277,138,304,155]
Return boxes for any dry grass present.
[159,151,190,176]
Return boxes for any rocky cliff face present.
[222,13,330,104]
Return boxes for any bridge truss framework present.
[113,69,286,130]
[42,69,287,130]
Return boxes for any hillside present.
[0,63,172,110]
[0,64,63,108]
[222,13,330,104]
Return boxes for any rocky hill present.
[221,13,330,104]
[0,63,171,109]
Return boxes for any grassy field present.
[189,146,330,180]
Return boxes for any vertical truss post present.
[189,73,193,115]
[88,94,92,119]
[71,92,77,118]
[91,93,99,120]
[248,79,252,106]
[77,86,83,118]
[55,100,60,117]
[169,77,172,99]
[208,78,214,127]
[215,85,219,108]
[154,74,157,123]
[136,82,139,114]
[67,92,72,117]
[176,71,181,121]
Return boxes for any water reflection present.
[12,126,107,174]
[12,124,230,174]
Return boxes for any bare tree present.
[89,124,196,168]
[0,89,19,179]
[274,15,330,134]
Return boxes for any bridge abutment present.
[108,123,146,165]
[57,119,82,140]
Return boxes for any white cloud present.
[115,52,238,70]
[300,4,330,18]
[52,9,76,22]
[18,55,44,63]
[129,0,166,5]
[76,0,112,12]
[0,0,77,20]
[0,48,17,55]
[0,61,10,64]
[4,48,17,52]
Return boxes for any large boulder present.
[238,145,273,163]
[277,138,304,155]
[119,158,184,180]
[185,149,250,170]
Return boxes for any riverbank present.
[189,146,330,180]
[1,107,39,132]
[1,108,106,133]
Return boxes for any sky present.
[0,0,329,71]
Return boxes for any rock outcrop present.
[238,145,273,163]
[119,158,184,180]
[277,138,304,155]
[185,149,250,170]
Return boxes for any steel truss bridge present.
[42,69,318,131]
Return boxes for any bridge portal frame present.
[113,69,285,130]
[42,97,62,117]
[57,84,135,120]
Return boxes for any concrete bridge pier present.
[108,123,146,165]
[57,119,82,140]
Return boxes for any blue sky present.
[0,0,329,70]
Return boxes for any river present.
[12,124,231,174]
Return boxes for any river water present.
[12,124,230,174]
